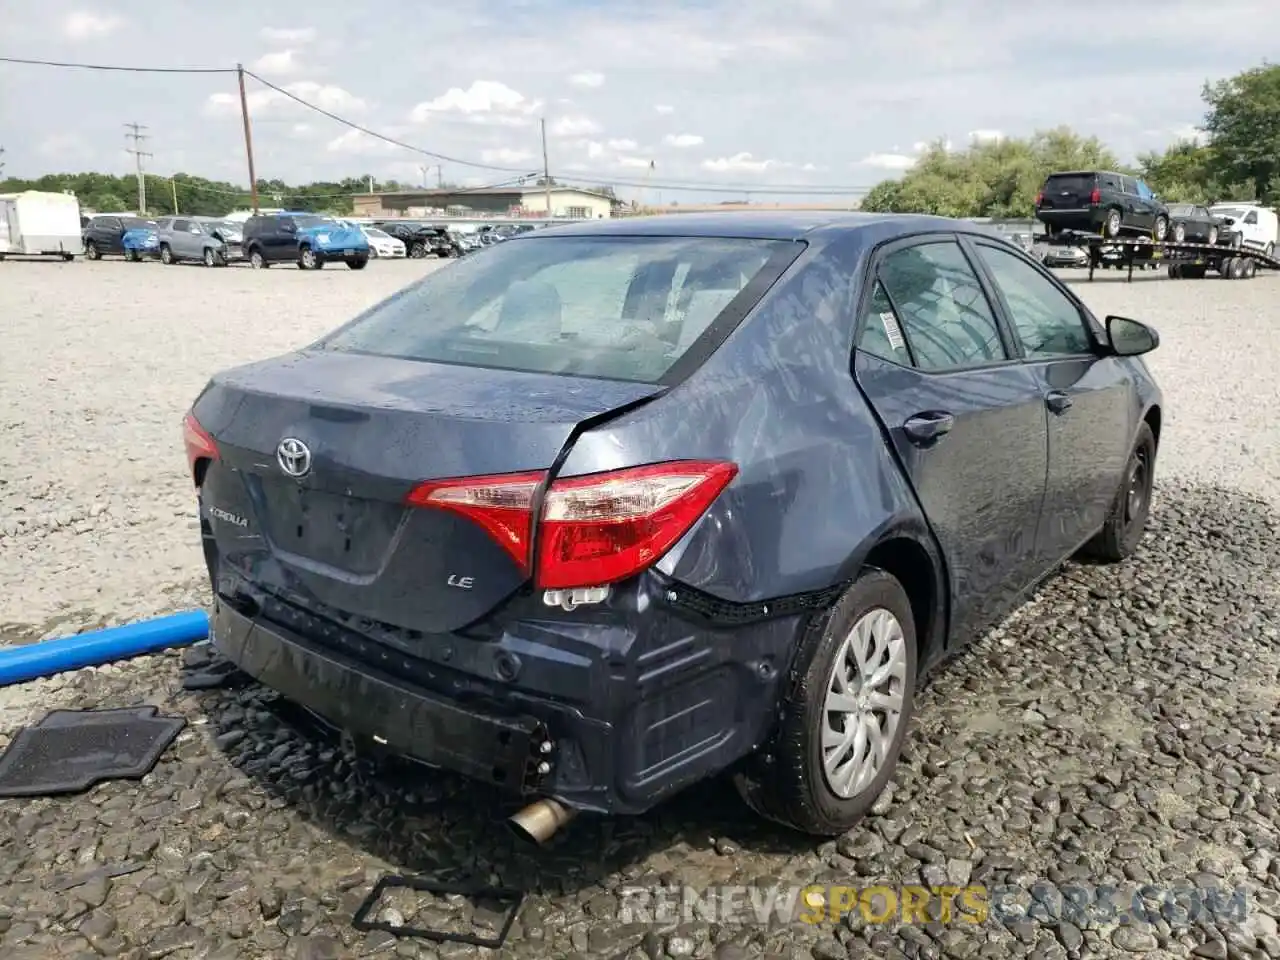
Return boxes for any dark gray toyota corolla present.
[183,212,1163,841]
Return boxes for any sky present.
[2,0,1279,204]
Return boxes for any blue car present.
[122,223,160,261]
[183,212,1163,839]
[241,211,369,270]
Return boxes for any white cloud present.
[261,26,316,43]
[252,50,301,76]
[585,141,605,159]
[551,115,602,137]
[569,72,605,88]
[481,147,535,164]
[967,129,1005,143]
[664,133,704,148]
[702,152,774,173]
[606,138,638,151]
[63,12,121,41]
[654,104,676,115]
[292,123,316,136]
[616,155,654,169]
[861,153,917,170]
[409,81,541,127]
[1170,123,1207,144]
[326,130,396,155]
[204,81,366,118]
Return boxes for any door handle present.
[902,411,955,445]
[1046,390,1073,414]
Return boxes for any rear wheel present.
[1153,216,1168,242]
[1244,258,1258,279]
[1172,223,1186,243]
[733,569,917,836]
[1231,257,1247,279]
[84,242,100,261]
[1265,243,1275,259]
[1081,422,1156,563]
[1208,226,1219,245]
[347,257,368,270]
[1103,208,1122,238]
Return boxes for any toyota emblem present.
[276,437,312,478]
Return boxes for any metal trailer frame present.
[1040,228,1280,283]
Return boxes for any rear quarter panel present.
[558,229,932,603]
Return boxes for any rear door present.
[171,219,194,258]
[852,236,1050,639]
[1039,173,1095,214]
[1118,176,1145,230]
[965,237,1132,564]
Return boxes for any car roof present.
[519,211,978,242]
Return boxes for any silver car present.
[156,216,244,267]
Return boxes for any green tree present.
[1136,141,1229,203]
[1201,62,1280,203]
[860,128,1124,218]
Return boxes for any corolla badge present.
[277,437,312,478]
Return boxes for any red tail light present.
[1034,191,1043,206]
[406,460,739,589]
[1089,187,1101,205]
[183,412,219,482]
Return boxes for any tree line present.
[860,62,1280,217]
[0,169,617,219]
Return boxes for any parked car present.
[372,221,438,259]
[1207,203,1278,258]
[82,215,155,260]
[241,212,369,270]
[183,213,1163,840]
[156,216,244,267]
[1042,245,1090,268]
[1163,204,1228,245]
[1034,171,1169,241]
[122,221,161,261]
[353,224,406,259]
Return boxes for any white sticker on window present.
[880,311,906,351]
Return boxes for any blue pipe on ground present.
[0,610,209,688]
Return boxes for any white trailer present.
[0,191,84,260]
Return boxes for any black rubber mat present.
[0,706,186,797]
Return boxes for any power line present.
[2,54,875,195]
[0,55,234,73]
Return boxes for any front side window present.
[876,241,1007,372]
[975,244,1092,359]
[318,235,796,383]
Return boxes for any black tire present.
[203,247,224,268]
[1208,227,1218,246]
[1244,258,1257,279]
[84,242,99,261]
[1081,422,1156,563]
[1265,243,1275,260]
[1231,257,1247,279]
[1219,257,1235,278]
[347,257,368,270]
[1172,223,1185,243]
[410,241,427,259]
[1153,216,1168,242]
[1167,264,1181,279]
[1103,208,1122,238]
[161,245,175,265]
[124,249,138,262]
[299,246,319,270]
[249,248,268,269]
[733,568,918,836]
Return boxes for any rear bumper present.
[1036,208,1105,232]
[205,567,804,815]
[211,599,552,792]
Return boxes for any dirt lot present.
[0,258,1277,960]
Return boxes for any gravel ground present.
[0,258,1278,959]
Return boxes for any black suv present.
[372,221,461,259]
[1034,171,1169,241]
[241,213,369,270]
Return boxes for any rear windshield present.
[316,235,794,383]
[1043,174,1096,193]
[1212,207,1245,218]
[1167,204,1195,216]
[122,218,151,230]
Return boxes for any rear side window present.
[173,219,190,232]
[856,281,912,365]
[875,241,1007,371]
[317,235,797,383]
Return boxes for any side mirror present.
[1106,315,1159,356]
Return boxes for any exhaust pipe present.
[508,798,576,844]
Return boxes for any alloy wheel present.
[821,608,907,800]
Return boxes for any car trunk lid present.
[1039,173,1097,210]
[193,350,663,633]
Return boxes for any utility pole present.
[419,165,428,189]
[540,117,552,218]
[437,165,443,188]
[0,146,6,178]
[236,64,259,214]
[170,177,179,214]
[123,123,152,214]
